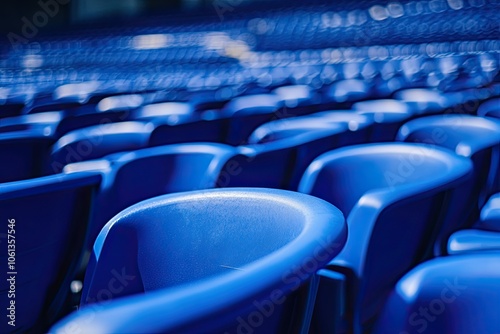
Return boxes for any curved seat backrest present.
[397,114,500,213]
[0,172,101,333]
[221,124,347,190]
[223,94,283,145]
[299,143,473,329]
[374,252,500,334]
[53,188,346,334]
[50,121,153,173]
[0,129,55,182]
[0,111,62,134]
[65,143,240,244]
[353,99,415,141]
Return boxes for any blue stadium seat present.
[221,123,347,190]
[272,85,322,114]
[137,102,227,145]
[324,79,373,108]
[394,88,455,114]
[373,252,500,334]
[248,112,373,189]
[353,99,415,141]
[305,111,374,146]
[397,115,500,222]
[0,89,29,119]
[0,111,62,134]
[223,94,284,145]
[0,129,55,182]
[0,172,101,333]
[298,143,473,333]
[50,188,347,334]
[64,143,240,246]
[49,121,154,173]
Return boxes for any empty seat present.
[248,112,373,189]
[353,99,415,141]
[305,111,374,146]
[223,94,283,145]
[324,79,373,108]
[394,88,454,114]
[137,102,227,145]
[64,143,241,245]
[49,121,153,173]
[397,115,500,222]
[221,123,347,190]
[51,188,347,334]
[374,252,500,334]
[0,111,62,134]
[0,172,101,333]
[272,85,322,114]
[298,143,473,332]
[0,129,55,182]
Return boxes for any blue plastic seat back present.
[299,143,473,329]
[50,121,153,173]
[223,94,283,145]
[220,124,346,190]
[0,130,55,182]
[66,188,346,333]
[215,144,294,189]
[56,110,131,136]
[353,99,415,141]
[149,118,228,146]
[302,111,374,146]
[374,252,500,334]
[134,100,228,145]
[0,111,62,134]
[65,143,239,245]
[0,172,101,333]
[394,88,454,114]
[398,115,500,213]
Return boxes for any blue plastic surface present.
[51,188,346,334]
[221,123,347,190]
[298,143,473,332]
[353,99,415,141]
[373,252,500,334]
[64,143,240,247]
[50,121,154,173]
[0,172,101,333]
[397,114,500,216]
[448,229,500,254]
[223,94,283,145]
[0,129,55,182]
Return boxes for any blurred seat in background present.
[49,121,154,173]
